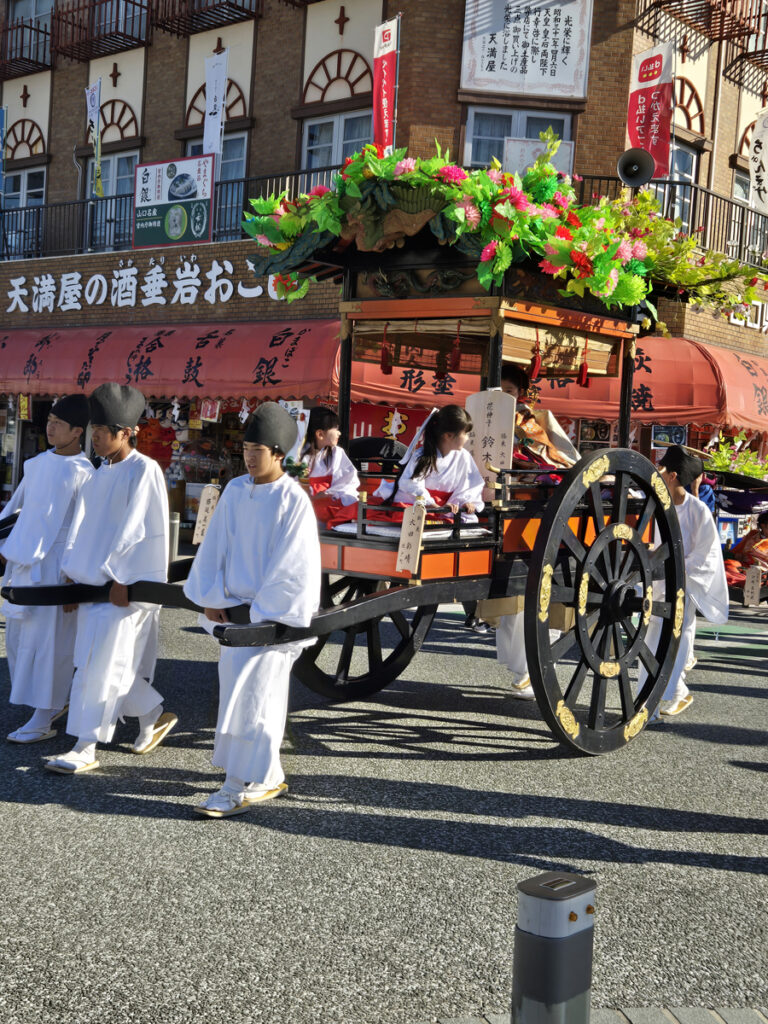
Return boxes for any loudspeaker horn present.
[616,148,656,187]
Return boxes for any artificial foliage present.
[704,432,768,479]
[243,131,767,328]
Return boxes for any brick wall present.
[143,32,189,164]
[656,297,768,357]
[46,59,88,203]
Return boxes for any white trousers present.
[6,604,76,711]
[67,602,162,744]
[641,596,697,704]
[496,610,561,685]
[213,645,301,785]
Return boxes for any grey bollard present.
[168,511,180,563]
[511,871,596,1024]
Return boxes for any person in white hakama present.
[184,402,321,819]
[643,446,728,718]
[45,383,175,774]
[1,396,93,743]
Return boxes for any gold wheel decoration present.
[673,588,685,638]
[613,523,633,541]
[555,700,580,739]
[582,455,610,487]
[578,571,590,617]
[598,661,621,678]
[623,707,648,741]
[538,564,554,622]
[642,585,653,627]
[651,472,671,510]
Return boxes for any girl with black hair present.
[393,405,484,519]
[300,406,360,526]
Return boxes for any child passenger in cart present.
[300,406,360,527]
[388,405,485,522]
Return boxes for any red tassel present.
[529,329,542,380]
[435,350,448,381]
[450,321,462,372]
[380,323,393,375]
[578,337,590,388]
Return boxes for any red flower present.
[749,277,759,286]
[566,211,582,228]
[340,155,356,179]
[571,250,594,279]
[555,225,573,240]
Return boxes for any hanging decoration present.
[578,337,590,388]
[450,320,462,373]
[529,328,542,380]
[380,322,393,375]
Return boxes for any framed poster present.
[133,155,214,249]
[651,424,687,449]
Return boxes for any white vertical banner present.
[748,107,768,216]
[204,50,228,161]
[84,79,103,197]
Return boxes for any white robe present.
[61,450,169,743]
[0,450,93,710]
[305,446,359,505]
[184,473,321,783]
[394,448,485,516]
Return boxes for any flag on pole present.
[204,50,228,159]
[84,79,103,197]
[748,107,768,215]
[373,18,399,155]
[627,42,675,178]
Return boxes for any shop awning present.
[0,320,340,401]
[538,336,768,433]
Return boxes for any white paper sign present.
[743,564,763,606]
[466,390,517,502]
[461,0,594,99]
[204,50,228,157]
[748,106,768,216]
[396,502,426,575]
[193,483,221,545]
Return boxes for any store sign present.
[461,0,594,99]
[651,424,688,449]
[133,156,214,249]
[5,255,283,316]
[17,395,31,420]
[627,43,675,178]
[748,106,768,216]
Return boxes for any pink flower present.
[594,267,619,296]
[573,173,583,182]
[553,191,571,209]
[256,234,272,246]
[539,259,559,275]
[503,186,529,211]
[632,239,648,260]
[308,184,331,198]
[481,241,498,262]
[615,240,633,262]
[394,157,417,177]
[594,217,605,231]
[487,168,503,184]
[539,203,559,219]
[456,196,481,228]
[544,242,559,255]
[437,165,468,184]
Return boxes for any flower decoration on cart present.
[243,130,768,328]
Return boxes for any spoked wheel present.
[293,575,437,702]
[524,448,685,755]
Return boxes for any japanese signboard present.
[627,43,675,178]
[133,156,214,249]
[373,18,399,155]
[204,50,228,157]
[396,501,426,575]
[466,390,516,502]
[461,0,594,100]
[748,106,768,216]
[84,79,104,198]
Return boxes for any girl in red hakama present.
[301,407,360,528]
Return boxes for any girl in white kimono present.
[300,406,359,527]
[646,446,729,717]
[1,396,93,743]
[392,405,484,521]
[45,383,175,774]
[184,402,321,818]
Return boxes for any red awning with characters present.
[538,336,768,433]
[0,320,340,401]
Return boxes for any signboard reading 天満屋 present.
[461,0,594,100]
[133,155,214,249]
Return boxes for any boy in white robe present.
[45,383,175,774]
[646,446,729,717]
[1,396,93,743]
[184,402,321,818]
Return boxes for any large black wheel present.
[524,448,685,755]
[293,576,437,702]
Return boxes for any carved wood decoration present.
[675,76,705,135]
[303,48,372,104]
[739,120,755,157]
[4,118,45,158]
[100,98,139,142]
[186,78,247,126]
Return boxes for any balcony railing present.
[53,0,151,61]
[0,19,53,80]
[0,165,340,261]
[637,0,763,41]
[2,167,764,270]
[153,0,263,36]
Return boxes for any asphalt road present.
[0,602,765,1024]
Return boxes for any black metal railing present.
[0,18,53,79]
[0,165,341,261]
[4,166,764,269]
[54,0,151,60]
[152,0,264,36]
